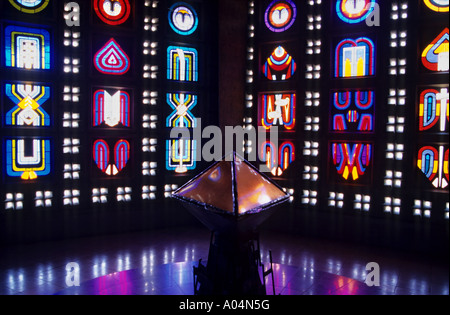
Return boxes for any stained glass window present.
[166,139,197,174]
[90,0,135,181]
[94,0,131,25]
[417,87,449,189]
[0,0,219,238]
[254,1,299,180]
[262,46,297,81]
[336,0,376,24]
[419,88,449,132]
[2,0,448,252]
[94,38,130,75]
[8,0,50,14]
[165,2,203,175]
[409,0,449,225]
[6,138,52,180]
[5,83,51,127]
[93,89,131,128]
[5,25,51,70]
[167,46,198,82]
[331,91,375,132]
[169,2,199,36]
[93,139,131,177]
[264,0,297,33]
[421,28,449,72]
[331,142,373,182]
[3,23,53,183]
[259,93,296,131]
[417,146,449,189]
[166,93,197,128]
[329,6,376,186]
[423,0,449,12]
[335,37,375,78]
[260,141,295,177]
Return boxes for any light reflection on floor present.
[0,227,448,295]
[54,262,388,296]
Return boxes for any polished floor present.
[0,226,448,295]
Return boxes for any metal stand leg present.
[263,250,276,295]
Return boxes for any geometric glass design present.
[419,88,449,132]
[336,0,376,24]
[423,0,449,12]
[166,139,197,174]
[5,83,51,127]
[262,46,297,81]
[331,142,372,181]
[332,90,375,132]
[167,46,198,82]
[93,139,130,176]
[5,25,51,70]
[166,93,197,128]
[6,138,51,180]
[94,0,131,26]
[417,145,449,189]
[259,93,296,131]
[94,38,130,75]
[335,37,375,78]
[8,0,50,14]
[422,28,449,72]
[264,0,297,33]
[168,2,199,36]
[260,141,295,177]
[93,89,131,128]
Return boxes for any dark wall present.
[0,200,202,245]
[218,0,248,131]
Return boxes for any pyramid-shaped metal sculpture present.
[172,152,290,235]
[172,153,291,295]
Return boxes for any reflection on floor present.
[0,227,448,295]
[54,262,388,296]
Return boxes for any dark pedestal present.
[194,232,266,295]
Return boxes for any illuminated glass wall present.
[159,0,218,199]
[1,1,56,217]
[0,0,218,243]
[244,0,300,205]
[414,1,449,220]
[327,1,378,212]
[0,0,447,249]
[246,0,449,244]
